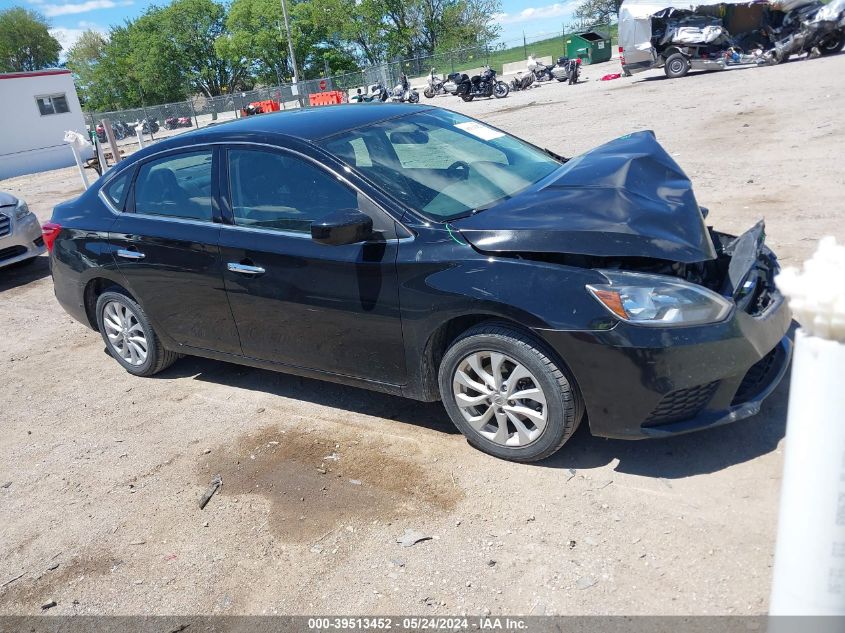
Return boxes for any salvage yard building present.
[0,69,91,180]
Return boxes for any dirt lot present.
[1,54,844,616]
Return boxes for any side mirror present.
[311,210,373,246]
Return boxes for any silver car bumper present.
[0,208,46,268]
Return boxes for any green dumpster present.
[564,30,612,65]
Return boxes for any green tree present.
[163,0,248,97]
[0,7,61,72]
[66,29,107,107]
[573,0,622,28]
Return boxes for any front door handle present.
[116,248,145,260]
[227,262,266,275]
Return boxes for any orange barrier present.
[239,99,281,117]
[308,91,347,106]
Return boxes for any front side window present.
[133,150,213,221]
[319,109,561,221]
[227,149,358,233]
[36,94,70,115]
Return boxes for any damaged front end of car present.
[452,130,792,438]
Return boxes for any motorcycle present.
[443,72,462,95]
[95,121,127,142]
[527,54,554,81]
[368,82,390,102]
[509,71,535,91]
[551,56,582,85]
[423,69,447,98]
[128,117,159,134]
[390,74,420,103]
[454,66,509,101]
[165,116,193,129]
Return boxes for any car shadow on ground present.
[0,256,51,292]
[635,65,761,83]
[161,349,790,479]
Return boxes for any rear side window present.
[133,150,213,221]
[227,148,358,233]
[103,170,132,209]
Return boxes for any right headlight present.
[586,270,733,327]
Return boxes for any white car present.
[0,192,45,268]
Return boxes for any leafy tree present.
[66,29,107,107]
[0,7,61,72]
[162,0,248,97]
[573,0,622,28]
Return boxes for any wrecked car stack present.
[619,0,845,78]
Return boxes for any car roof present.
[182,102,430,142]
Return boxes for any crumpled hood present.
[452,130,717,263]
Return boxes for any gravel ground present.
[1,54,844,616]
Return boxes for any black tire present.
[664,53,690,79]
[438,322,583,462]
[494,81,509,98]
[819,30,844,55]
[568,69,577,85]
[408,91,420,103]
[460,94,474,102]
[423,87,434,98]
[95,289,179,377]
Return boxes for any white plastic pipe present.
[63,130,91,189]
[770,237,845,618]
[135,124,145,149]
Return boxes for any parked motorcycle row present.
[425,67,509,101]
[351,73,420,103]
[423,53,584,100]
[93,115,187,143]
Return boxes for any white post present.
[135,124,146,149]
[68,144,89,189]
[63,130,92,190]
[770,237,845,618]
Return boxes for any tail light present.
[576,58,582,65]
[42,222,61,252]
[619,46,626,66]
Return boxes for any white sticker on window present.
[455,121,505,141]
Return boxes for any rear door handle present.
[227,262,265,275]
[116,248,145,260]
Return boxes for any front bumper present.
[536,289,792,439]
[0,209,45,268]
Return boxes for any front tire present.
[438,323,582,462]
[819,30,844,55]
[664,53,690,78]
[460,94,474,102]
[96,290,179,377]
[424,87,434,98]
[494,81,509,98]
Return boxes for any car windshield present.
[318,109,561,221]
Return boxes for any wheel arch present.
[83,276,134,330]
[410,313,579,403]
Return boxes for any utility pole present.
[280,0,303,106]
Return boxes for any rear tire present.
[438,322,583,462]
[664,53,690,78]
[460,94,474,102]
[96,290,179,377]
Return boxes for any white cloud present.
[41,0,132,18]
[493,2,579,25]
[50,22,107,54]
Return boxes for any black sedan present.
[45,104,791,462]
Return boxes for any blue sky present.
[0,0,579,55]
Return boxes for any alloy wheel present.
[102,300,149,366]
[452,351,548,447]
